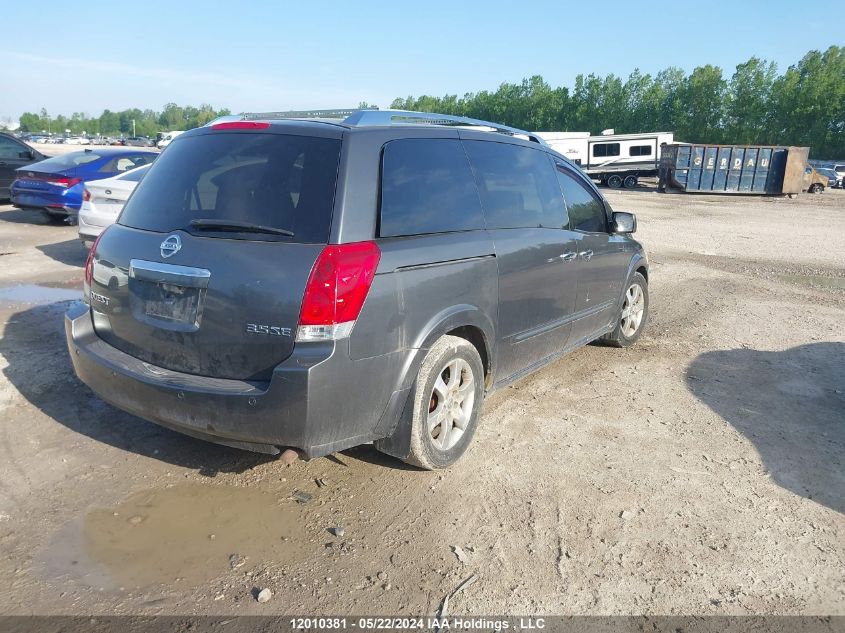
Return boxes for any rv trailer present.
[538,130,675,188]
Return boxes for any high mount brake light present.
[296,241,381,342]
[210,121,271,130]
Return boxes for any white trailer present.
[537,130,675,188]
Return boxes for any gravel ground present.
[0,185,842,616]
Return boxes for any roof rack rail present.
[343,110,548,146]
[241,108,374,121]
[206,108,547,146]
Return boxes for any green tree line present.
[392,46,845,159]
[18,103,231,138]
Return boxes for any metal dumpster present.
[660,144,809,195]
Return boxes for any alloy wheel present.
[427,358,475,451]
[620,283,645,337]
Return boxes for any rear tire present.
[606,174,623,189]
[623,175,638,188]
[602,272,649,348]
[401,335,485,470]
[809,183,823,194]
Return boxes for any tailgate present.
[86,128,342,381]
[91,226,323,381]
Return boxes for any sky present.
[0,0,841,122]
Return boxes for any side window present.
[593,143,620,158]
[131,154,155,168]
[379,138,483,238]
[630,145,652,157]
[463,140,566,229]
[556,168,608,233]
[0,137,24,159]
[115,158,137,172]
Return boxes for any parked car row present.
[24,134,157,147]
[14,151,155,223]
[809,160,845,188]
[0,132,48,200]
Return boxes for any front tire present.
[603,272,649,348]
[402,335,485,470]
[606,174,623,189]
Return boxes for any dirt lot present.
[0,186,842,617]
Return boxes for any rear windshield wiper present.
[189,219,294,237]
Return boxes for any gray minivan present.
[65,110,649,469]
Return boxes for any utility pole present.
[132,119,136,137]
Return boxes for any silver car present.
[78,165,149,247]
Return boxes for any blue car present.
[11,148,157,222]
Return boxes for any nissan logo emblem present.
[160,234,182,258]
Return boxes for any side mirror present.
[612,211,637,234]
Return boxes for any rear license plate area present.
[128,259,211,333]
[140,282,202,325]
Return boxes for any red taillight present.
[297,242,380,341]
[211,121,271,130]
[83,228,108,300]
[82,189,91,202]
[48,176,82,188]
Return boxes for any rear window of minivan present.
[119,132,341,243]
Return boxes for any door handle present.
[559,251,577,262]
[579,250,594,261]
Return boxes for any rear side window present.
[119,132,341,243]
[0,136,24,159]
[630,145,652,157]
[463,141,566,229]
[31,151,103,170]
[101,154,154,173]
[593,143,620,158]
[379,139,483,237]
[556,167,608,233]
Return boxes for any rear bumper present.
[11,192,79,214]
[64,302,407,458]
[78,213,108,241]
[11,184,82,213]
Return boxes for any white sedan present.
[79,165,149,247]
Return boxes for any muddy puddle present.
[780,274,845,291]
[0,284,81,304]
[43,484,305,591]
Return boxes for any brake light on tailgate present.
[210,121,271,130]
[296,241,381,342]
[83,228,109,304]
